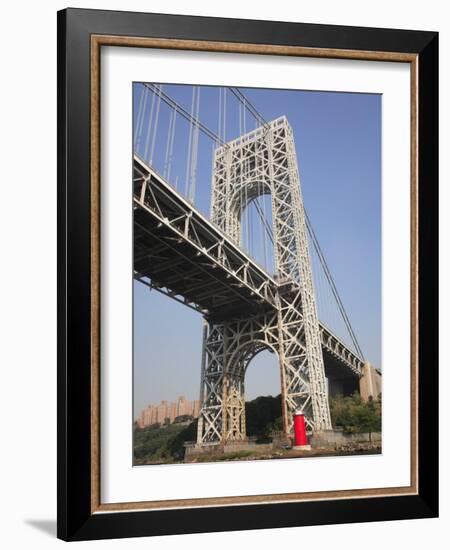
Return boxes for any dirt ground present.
[184,442,382,463]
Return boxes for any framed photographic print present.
[57,8,438,541]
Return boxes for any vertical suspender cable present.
[238,100,243,246]
[185,87,195,198]
[243,100,251,255]
[262,172,269,271]
[143,88,156,163]
[239,101,244,247]
[218,87,222,143]
[149,85,162,165]
[164,109,173,179]
[168,111,177,182]
[190,87,201,203]
[217,88,225,231]
[134,84,147,151]
[223,88,227,143]
[164,108,177,182]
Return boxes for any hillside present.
[133,394,282,465]
[133,392,381,465]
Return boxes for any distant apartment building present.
[137,395,201,428]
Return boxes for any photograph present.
[132,83,383,466]
[52,6,438,541]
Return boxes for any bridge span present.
[134,154,364,384]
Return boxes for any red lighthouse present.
[293,410,311,450]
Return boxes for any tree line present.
[133,392,381,464]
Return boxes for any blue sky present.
[133,84,381,418]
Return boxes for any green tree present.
[329,392,381,437]
[245,395,281,442]
[174,414,194,424]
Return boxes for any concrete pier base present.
[359,362,382,401]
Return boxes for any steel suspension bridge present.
[133,83,379,445]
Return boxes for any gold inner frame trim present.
[90,34,419,514]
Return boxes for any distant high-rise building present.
[137,395,201,428]
[173,401,179,422]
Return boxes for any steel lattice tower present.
[196,116,332,445]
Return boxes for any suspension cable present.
[143,83,227,148]
[149,85,162,164]
[229,88,269,129]
[230,86,363,357]
[222,87,227,142]
[190,87,201,202]
[304,211,365,359]
[248,184,364,358]
[218,87,222,147]
[184,87,196,198]
[134,84,147,150]
[164,109,177,181]
[253,200,274,244]
[135,83,364,359]
[143,88,156,162]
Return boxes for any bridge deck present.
[133,155,364,377]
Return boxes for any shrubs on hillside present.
[330,392,381,437]
[245,395,282,442]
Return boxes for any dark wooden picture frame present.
[57,8,438,541]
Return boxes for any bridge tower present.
[196,116,332,446]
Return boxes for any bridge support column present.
[359,361,382,401]
[277,290,332,436]
[223,373,246,441]
[196,323,227,445]
[197,313,280,446]
[197,116,343,446]
[197,321,249,446]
